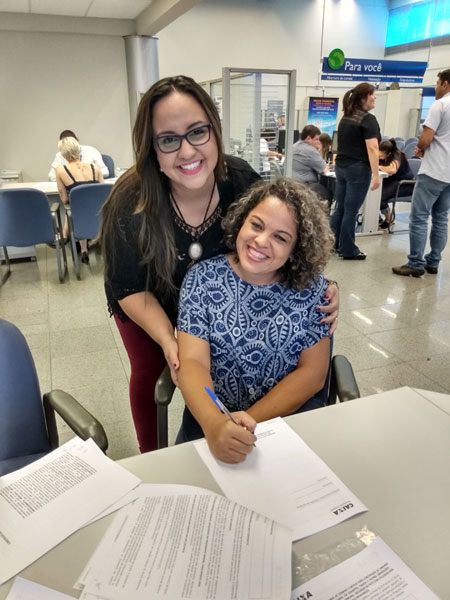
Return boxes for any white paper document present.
[6,577,75,599]
[0,437,141,585]
[195,417,367,541]
[290,536,440,600]
[79,483,292,600]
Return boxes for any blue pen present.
[204,386,239,425]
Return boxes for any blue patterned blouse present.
[177,255,330,411]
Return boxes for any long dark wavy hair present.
[342,83,375,117]
[222,178,333,290]
[99,75,227,301]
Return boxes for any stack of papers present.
[76,484,292,600]
[0,437,141,585]
[195,417,368,541]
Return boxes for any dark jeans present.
[330,162,372,257]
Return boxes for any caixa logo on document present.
[333,502,354,516]
[293,591,313,600]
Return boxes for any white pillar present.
[123,35,159,132]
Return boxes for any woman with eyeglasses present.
[99,75,340,453]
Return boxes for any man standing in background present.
[393,69,450,277]
[48,130,108,181]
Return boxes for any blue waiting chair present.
[387,158,421,233]
[66,183,113,279]
[405,137,418,146]
[101,154,115,179]
[0,319,108,476]
[0,188,67,285]
[404,140,418,159]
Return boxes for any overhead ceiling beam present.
[136,0,203,36]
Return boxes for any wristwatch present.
[326,279,339,288]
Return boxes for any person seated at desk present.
[48,129,108,182]
[55,136,103,264]
[319,132,333,163]
[378,138,414,229]
[176,178,333,463]
[292,125,332,204]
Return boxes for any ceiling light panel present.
[30,0,92,17]
[87,0,153,20]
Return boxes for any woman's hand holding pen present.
[204,412,257,464]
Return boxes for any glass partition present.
[222,68,296,180]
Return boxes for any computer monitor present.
[331,130,338,154]
[277,130,300,154]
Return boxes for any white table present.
[1,386,448,599]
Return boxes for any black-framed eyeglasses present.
[154,124,212,153]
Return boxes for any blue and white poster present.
[307,97,339,136]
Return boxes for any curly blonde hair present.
[222,178,333,290]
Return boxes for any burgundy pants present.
[114,315,167,453]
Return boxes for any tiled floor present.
[2,208,450,460]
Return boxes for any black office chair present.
[154,355,360,449]
[0,318,108,475]
[387,157,421,233]
[101,154,115,179]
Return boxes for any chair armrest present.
[43,390,108,452]
[155,366,176,450]
[394,179,416,201]
[329,355,360,404]
[155,366,176,406]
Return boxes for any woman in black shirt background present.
[330,83,381,260]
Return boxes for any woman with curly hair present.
[176,178,334,463]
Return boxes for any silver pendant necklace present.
[171,179,216,262]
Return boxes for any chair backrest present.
[0,319,50,462]
[405,137,418,146]
[394,136,404,143]
[0,189,55,246]
[395,139,405,150]
[101,154,115,179]
[404,141,417,159]
[69,183,113,240]
[408,157,421,178]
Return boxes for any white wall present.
[0,27,134,181]
[158,0,389,86]
[157,0,393,135]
